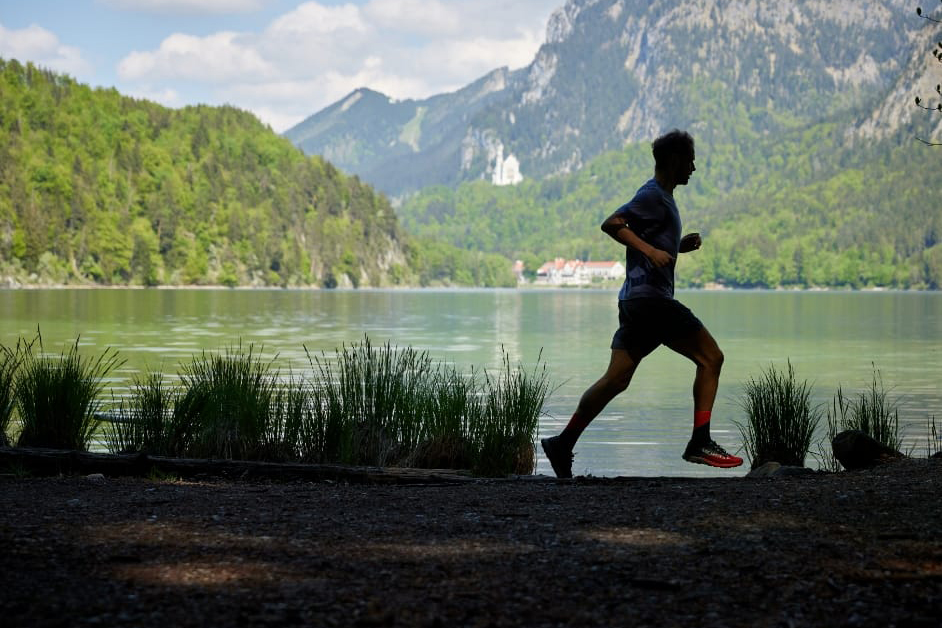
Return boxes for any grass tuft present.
[15,333,124,451]
[105,371,201,457]
[0,342,22,447]
[736,360,821,469]
[303,338,550,475]
[471,349,549,476]
[842,366,902,452]
[813,387,848,473]
[926,415,940,459]
[179,343,280,460]
[6,332,550,476]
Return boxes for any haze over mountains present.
[285,0,941,198]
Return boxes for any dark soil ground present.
[1,459,940,628]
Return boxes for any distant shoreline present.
[1,283,938,293]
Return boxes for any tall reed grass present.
[842,367,902,451]
[179,344,283,460]
[302,338,549,475]
[106,371,203,458]
[736,361,821,468]
[815,366,903,468]
[812,366,905,470]
[14,335,123,451]
[926,416,940,458]
[305,338,435,466]
[814,387,848,473]
[99,336,550,476]
[472,350,548,476]
[0,343,21,447]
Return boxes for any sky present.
[0,0,562,132]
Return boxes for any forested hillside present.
[0,59,515,288]
[398,120,942,289]
[382,0,942,290]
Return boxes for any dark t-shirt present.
[615,178,682,300]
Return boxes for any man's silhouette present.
[541,129,742,478]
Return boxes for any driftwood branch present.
[0,447,477,484]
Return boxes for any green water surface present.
[2,288,939,477]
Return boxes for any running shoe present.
[682,439,743,468]
[541,435,574,478]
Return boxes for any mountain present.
[285,0,932,197]
[391,1,942,290]
[0,59,515,288]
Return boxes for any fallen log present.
[0,446,477,484]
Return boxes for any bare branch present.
[916,136,942,145]
[917,6,942,22]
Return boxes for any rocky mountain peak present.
[285,0,933,196]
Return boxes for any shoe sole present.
[683,454,743,469]
[541,438,573,479]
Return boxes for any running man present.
[540,129,743,478]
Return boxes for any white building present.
[534,258,625,285]
[492,145,523,186]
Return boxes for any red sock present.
[694,410,711,429]
[692,410,711,444]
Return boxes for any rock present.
[746,462,816,478]
[832,430,904,471]
[746,462,781,478]
[773,465,816,477]
[86,473,106,482]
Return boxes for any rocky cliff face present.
[285,0,932,196]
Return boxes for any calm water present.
[2,288,940,477]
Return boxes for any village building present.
[533,258,625,286]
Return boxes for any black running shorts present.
[610,297,704,358]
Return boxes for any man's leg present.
[664,325,724,423]
[561,348,639,448]
[542,349,639,478]
[665,326,742,468]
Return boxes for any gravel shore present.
[1,459,940,627]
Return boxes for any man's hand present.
[679,232,702,254]
[646,247,675,268]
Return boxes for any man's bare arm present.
[600,212,674,268]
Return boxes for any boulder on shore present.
[832,430,904,471]
[745,461,816,478]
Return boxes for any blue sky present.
[0,0,562,132]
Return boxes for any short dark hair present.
[651,130,694,168]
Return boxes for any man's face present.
[676,149,696,185]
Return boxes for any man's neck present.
[654,170,676,195]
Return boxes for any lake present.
[2,288,940,477]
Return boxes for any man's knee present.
[706,347,724,372]
[603,361,636,393]
[608,370,633,393]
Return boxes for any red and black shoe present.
[682,439,743,468]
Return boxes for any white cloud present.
[99,0,273,14]
[267,3,367,36]
[124,85,183,107]
[362,0,462,35]
[118,31,273,82]
[0,22,91,76]
[111,0,560,131]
